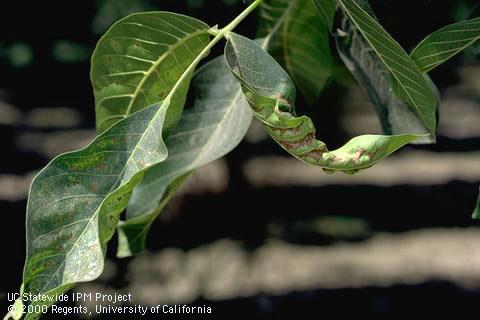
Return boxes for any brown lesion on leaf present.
[353,148,365,163]
[301,149,325,161]
[274,93,292,113]
[269,124,302,137]
[280,134,314,151]
[328,154,350,166]
[96,163,107,171]
[352,148,378,164]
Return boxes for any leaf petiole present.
[168,0,264,104]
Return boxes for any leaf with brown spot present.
[224,32,422,172]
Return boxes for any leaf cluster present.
[6,1,480,318]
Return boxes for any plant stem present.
[220,0,264,34]
[166,0,264,103]
[144,0,264,225]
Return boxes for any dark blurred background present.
[1,0,480,318]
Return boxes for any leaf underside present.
[335,17,436,143]
[22,4,480,319]
[23,12,213,318]
[23,101,169,318]
[225,32,419,174]
[338,0,437,135]
[117,56,253,257]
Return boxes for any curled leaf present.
[225,32,420,173]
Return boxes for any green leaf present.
[23,101,169,318]
[225,32,420,173]
[473,188,480,219]
[410,16,480,72]
[117,56,253,257]
[338,0,438,135]
[313,0,337,30]
[24,11,214,317]
[257,0,334,105]
[117,173,189,257]
[91,12,210,133]
[335,17,437,143]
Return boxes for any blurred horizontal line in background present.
[77,228,480,306]
[244,152,480,187]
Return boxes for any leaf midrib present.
[35,26,217,294]
[411,18,480,72]
[98,28,209,130]
[128,82,245,221]
[37,106,163,294]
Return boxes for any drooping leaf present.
[411,16,480,72]
[23,12,213,318]
[23,101,169,318]
[116,56,253,257]
[335,17,437,143]
[338,0,438,135]
[91,12,210,133]
[257,0,334,105]
[225,32,420,173]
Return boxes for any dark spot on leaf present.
[280,134,314,151]
[302,149,325,161]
